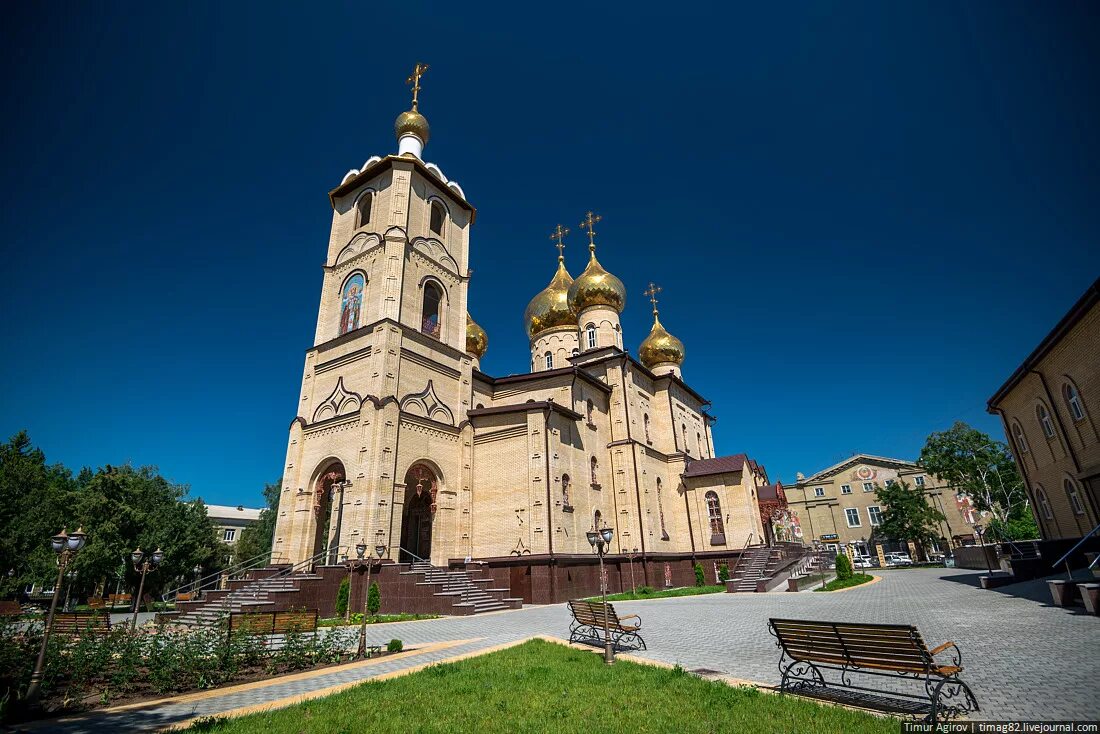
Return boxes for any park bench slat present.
[51,612,111,638]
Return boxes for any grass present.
[586,585,726,602]
[814,573,875,592]
[318,613,440,627]
[186,638,896,734]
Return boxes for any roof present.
[797,454,918,484]
[682,454,747,478]
[467,400,583,422]
[328,155,477,221]
[474,366,613,395]
[987,276,1100,410]
[757,483,780,501]
[204,504,263,522]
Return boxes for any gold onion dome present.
[568,248,626,314]
[524,259,576,339]
[639,312,685,368]
[395,108,430,144]
[466,313,488,359]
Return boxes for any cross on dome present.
[579,211,602,251]
[406,62,429,111]
[549,224,569,261]
[644,282,662,314]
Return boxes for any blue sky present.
[2,3,1097,506]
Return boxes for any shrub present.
[335,576,350,619]
[387,639,403,653]
[693,562,705,587]
[367,582,381,616]
[635,586,655,597]
[718,563,730,583]
[835,553,853,581]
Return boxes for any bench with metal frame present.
[51,612,112,639]
[227,609,319,649]
[567,600,645,651]
[768,618,979,723]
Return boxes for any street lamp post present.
[973,524,994,580]
[192,564,203,597]
[625,547,639,596]
[26,527,88,703]
[586,524,615,665]
[130,547,164,630]
[353,542,387,658]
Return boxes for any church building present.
[270,68,768,599]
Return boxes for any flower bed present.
[0,619,400,724]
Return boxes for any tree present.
[234,481,280,566]
[335,575,350,618]
[367,581,380,616]
[835,553,853,580]
[918,422,1038,540]
[875,480,947,562]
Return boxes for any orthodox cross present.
[579,211,602,249]
[406,62,429,110]
[549,224,569,260]
[644,282,662,314]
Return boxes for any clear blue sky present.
[2,3,1097,506]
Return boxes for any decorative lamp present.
[131,548,144,566]
[51,530,68,554]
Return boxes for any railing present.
[160,549,279,604]
[399,547,431,565]
[1051,522,1100,580]
[728,533,756,580]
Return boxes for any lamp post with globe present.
[586,523,615,664]
[130,547,165,629]
[26,527,88,703]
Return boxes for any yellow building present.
[785,454,978,559]
[269,70,766,601]
[987,277,1100,541]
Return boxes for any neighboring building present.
[988,277,1100,541]
[269,70,767,597]
[206,504,262,546]
[785,454,978,559]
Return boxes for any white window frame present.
[1038,404,1055,438]
[1066,480,1085,515]
[545,352,553,370]
[914,475,925,487]
[1066,385,1085,421]
[223,528,237,542]
[1013,423,1029,453]
[867,505,882,527]
[586,324,597,350]
[845,508,861,527]
[814,487,825,497]
[862,482,874,492]
[841,484,852,495]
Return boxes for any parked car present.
[853,556,873,569]
[884,553,913,567]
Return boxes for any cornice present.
[329,155,477,222]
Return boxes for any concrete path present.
[19,568,1099,732]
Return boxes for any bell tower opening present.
[311,461,346,565]
[400,464,439,562]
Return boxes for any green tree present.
[234,481,280,566]
[834,553,853,580]
[875,481,947,561]
[918,422,1038,539]
[692,562,705,587]
[335,575,350,618]
[367,581,380,616]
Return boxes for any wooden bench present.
[228,609,319,648]
[51,612,112,639]
[0,600,22,618]
[108,593,131,608]
[567,600,645,651]
[87,597,106,609]
[768,618,979,722]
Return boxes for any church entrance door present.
[311,461,346,566]
[400,464,437,563]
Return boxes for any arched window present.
[561,473,571,507]
[590,456,599,487]
[656,477,668,540]
[421,281,442,338]
[697,432,703,458]
[681,424,688,454]
[1037,403,1055,438]
[585,324,597,350]
[1065,478,1085,515]
[339,273,365,335]
[643,414,651,443]
[705,491,725,543]
[593,509,602,529]
[357,191,373,228]
[1063,382,1086,422]
[1035,486,1053,521]
[544,352,553,370]
[1012,422,1029,454]
[586,399,594,423]
[429,200,446,236]
[571,348,579,357]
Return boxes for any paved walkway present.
[21,568,1100,731]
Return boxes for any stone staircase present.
[171,568,318,627]
[729,546,776,592]
[404,561,519,614]
[728,543,809,593]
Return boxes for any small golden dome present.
[395,108,430,144]
[524,259,576,339]
[568,248,626,314]
[466,313,488,359]
[639,313,685,368]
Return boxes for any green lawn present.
[814,573,875,592]
[586,585,726,602]
[318,613,441,627]
[188,639,895,734]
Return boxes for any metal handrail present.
[1050,521,1100,571]
[160,549,277,603]
[398,547,430,565]
[729,533,755,579]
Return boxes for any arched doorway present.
[400,464,438,562]
[312,461,346,565]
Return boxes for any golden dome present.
[568,247,626,314]
[524,259,576,339]
[466,313,488,359]
[639,313,685,368]
[395,108,430,144]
